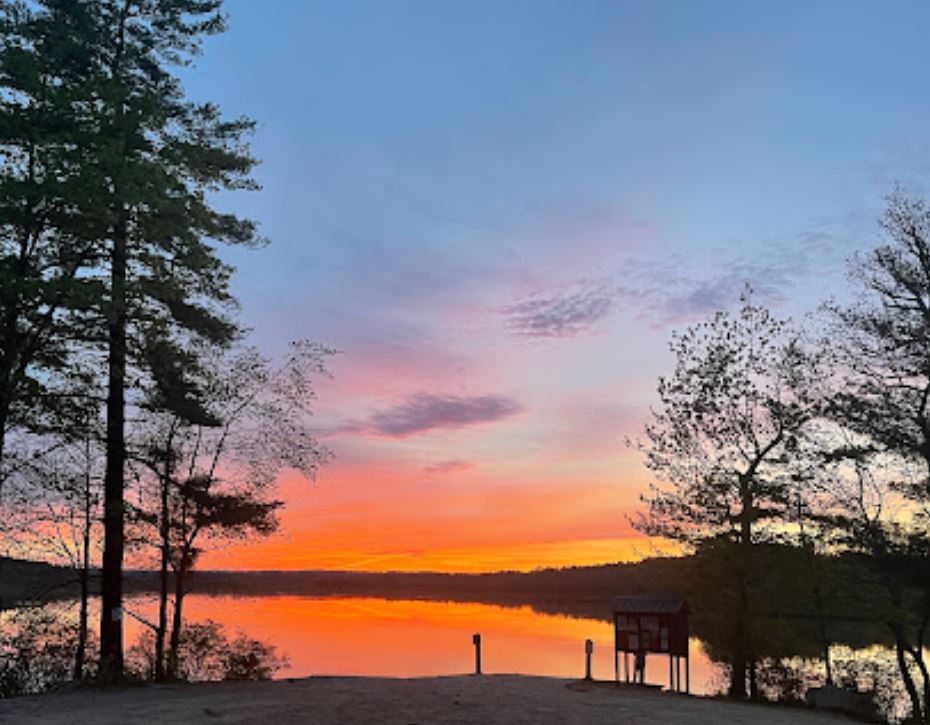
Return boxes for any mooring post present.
[685,653,690,694]
[614,647,619,685]
[584,639,593,680]
[473,633,482,675]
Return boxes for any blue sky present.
[183,1,930,570]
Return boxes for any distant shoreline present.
[2,554,687,613]
[0,554,892,653]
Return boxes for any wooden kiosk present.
[612,595,690,693]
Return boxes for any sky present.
[181,0,930,572]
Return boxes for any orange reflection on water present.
[125,594,718,692]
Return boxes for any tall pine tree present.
[89,0,262,680]
[4,0,265,679]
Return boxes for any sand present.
[0,674,854,724]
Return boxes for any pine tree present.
[3,0,265,679]
[83,0,263,681]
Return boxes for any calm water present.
[9,593,919,717]
[116,594,721,691]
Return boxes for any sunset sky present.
[189,1,930,572]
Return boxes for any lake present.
[6,592,917,718]
[113,593,722,691]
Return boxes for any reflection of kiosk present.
[612,596,690,693]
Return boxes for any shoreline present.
[0,673,852,724]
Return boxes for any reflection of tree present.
[127,619,286,683]
[687,542,828,675]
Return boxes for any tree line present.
[0,0,330,686]
[634,193,930,721]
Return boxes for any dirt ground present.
[0,674,854,724]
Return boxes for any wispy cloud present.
[502,224,846,335]
[501,279,615,338]
[423,459,475,476]
[616,230,843,326]
[331,393,524,439]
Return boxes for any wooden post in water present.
[685,652,690,694]
[473,633,482,675]
[584,639,593,680]
[614,647,619,685]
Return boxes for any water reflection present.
[122,594,720,690]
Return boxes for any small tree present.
[129,341,332,680]
[30,426,103,681]
[164,477,280,679]
[632,288,824,699]
[9,374,104,682]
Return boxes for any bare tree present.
[21,418,102,681]
[129,341,333,680]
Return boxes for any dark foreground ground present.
[0,674,853,725]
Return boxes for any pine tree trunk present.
[99,216,127,682]
[814,581,833,686]
[821,637,833,687]
[729,660,747,700]
[98,0,135,683]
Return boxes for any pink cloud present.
[329,393,523,439]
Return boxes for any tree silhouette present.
[824,191,930,722]
[128,341,332,680]
[0,0,268,679]
[632,288,825,699]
